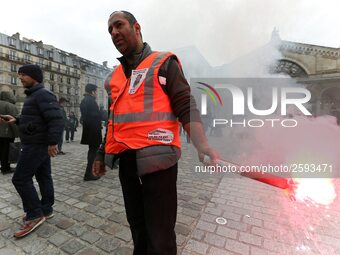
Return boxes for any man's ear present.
[134,22,141,36]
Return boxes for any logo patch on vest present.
[129,68,149,94]
[148,128,174,144]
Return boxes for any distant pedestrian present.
[65,112,78,142]
[0,64,64,238]
[80,84,102,181]
[57,98,67,155]
[0,89,19,174]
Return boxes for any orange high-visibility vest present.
[105,51,181,154]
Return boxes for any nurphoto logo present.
[193,78,312,128]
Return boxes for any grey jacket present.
[0,91,19,138]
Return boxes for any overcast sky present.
[1,0,339,68]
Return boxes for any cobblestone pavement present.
[0,129,339,255]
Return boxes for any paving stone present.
[7,209,23,219]
[251,226,274,239]
[239,232,262,246]
[108,212,127,224]
[177,234,187,246]
[35,246,66,255]
[22,240,49,254]
[65,198,79,205]
[200,213,219,223]
[196,220,216,233]
[115,226,132,242]
[208,246,234,255]
[204,232,226,248]
[177,214,195,226]
[0,240,5,249]
[204,207,223,216]
[191,229,205,241]
[242,215,263,227]
[250,246,278,255]
[96,237,121,253]
[112,205,126,213]
[77,248,101,255]
[71,211,91,222]
[60,239,86,254]
[0,221,10,232]
[101,222,122,235]
[184,240,209,254]
[182,202,203,211]
[85,218,106,228]
[74,202,88,209]
[0,248,17,255]
[80,231,101,244]
[225,238,250,255]
[227,219,248,232]
[182,208,201,218]
[84,205,98,213]
[56,219,75,230]
[48,232,70,246]
[94,208,112,218]
[66,224,90,237]
[175,223,191,236]
[223,211,242,221]
[115,247,134,255]
[263,239,292,254]
[36,224,57,238]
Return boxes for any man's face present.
[92,89,97,98]
[108,12,141,56]
[18,73,37,88]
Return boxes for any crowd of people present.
[0,10,218,255]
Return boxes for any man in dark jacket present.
[0,90,19,174]
[80,84,102,181]
[0,64,64,238]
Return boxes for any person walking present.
[80,84,102,181]
[65,112,78,142]
[0,64,64,238]
[0,89,19,174]
[92,11,218,254]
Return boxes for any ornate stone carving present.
[272,60,307,77]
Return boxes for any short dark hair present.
[85,83,97,93]
[110,10,137,25]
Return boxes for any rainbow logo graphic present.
[197,82,223,115]
[197,82,223,107]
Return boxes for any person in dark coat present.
[80,84,102,181]
[57,98,68,155]
[65,112,78,142]
[0,90,19,174]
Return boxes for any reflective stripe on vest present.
[105,51,181,154]
[109,52,176,123]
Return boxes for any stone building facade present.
[273,31,340,116]
[0,32,112,118]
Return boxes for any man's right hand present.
[92,160,106,177]
[0,115,16,124]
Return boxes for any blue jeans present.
[12,144,54,221]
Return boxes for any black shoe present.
[83,175,100,181]
[1,168,15,175]
[57,151,66,155]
